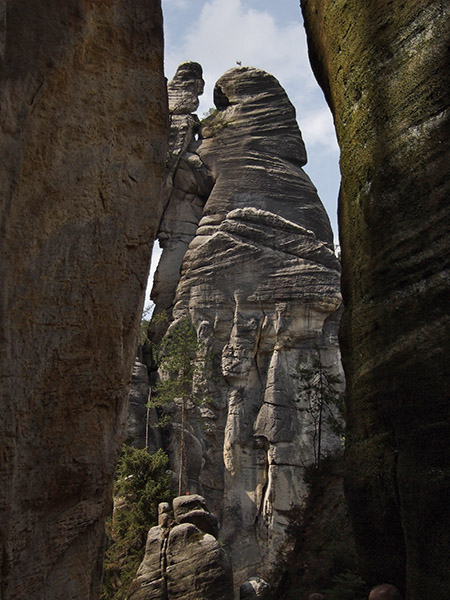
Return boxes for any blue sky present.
[146,0,341,306]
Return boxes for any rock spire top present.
[168,61,204,115]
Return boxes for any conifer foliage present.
[151,315,204,496]
[298,354,344,467]
[101,446,172,600]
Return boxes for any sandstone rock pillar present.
[152,65,344,592]
[127,495,233,600]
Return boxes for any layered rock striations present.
[127,495,233,600]
[300,1,450,597]
[0,2,167,598]
[150,65,343,591]
[150,62,212,324]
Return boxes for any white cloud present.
[163,0,189,8]
[164,0,337,153]
[163,0,340,242]
[165,0,311,96]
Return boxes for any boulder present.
[173,494,208,519]
[173,495,219,536]
[158,502,172,528]
[127,495,233,600]
[240,577,272,600]
[166,523,232,600]
[177,509,219,538]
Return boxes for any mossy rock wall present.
[300,2,450,598]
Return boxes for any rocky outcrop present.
[150,65,343,592]
[150,62,212,325]
[127,495,233,600]
[0,2,167,598]
[240,577,272,600]
[300,1,450,598]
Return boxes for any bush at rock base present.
[101,446,173,600]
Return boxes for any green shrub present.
[200,107,218,122]
[101,446,173,600]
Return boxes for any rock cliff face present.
[300,1,450,597]
[126,359,162,453]
[150,65,343,591]
[0,2,167,598]
[127,495,233,600]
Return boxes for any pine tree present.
[151,315,204,495]
[101,446,172,600]
[298,354,344,467]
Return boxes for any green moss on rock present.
[301,1,450,597]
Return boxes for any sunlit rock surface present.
[150,65,343,592]
[127,495,233,600]
[0,2,167,597]
[301,1,450,597]
[151,62,212,323]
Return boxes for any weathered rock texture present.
[150,65,343,592]
[0,2,167,598]
[127,495,233,600]
[240,577,272,600]
[151,62,212,325]
[127,360,150,447]
[300,1,450,598]
[126,359,162,452]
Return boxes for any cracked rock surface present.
[148,64,343,592]
[127,496,233,600]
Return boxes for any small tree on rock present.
[151,315,205,496]
[298,353,344,467]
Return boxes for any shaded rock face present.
[126,359,162,452]
[300,1,450,597]
[0,2,167,598]
[127,495,233,600]
[151,65,343,591]
[282,456,358,598]
[127,360,150,447]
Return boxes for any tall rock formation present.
[0,2,167,598]
[150,64,343,592]
[151,61,211,324]
[300,1,450,597]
